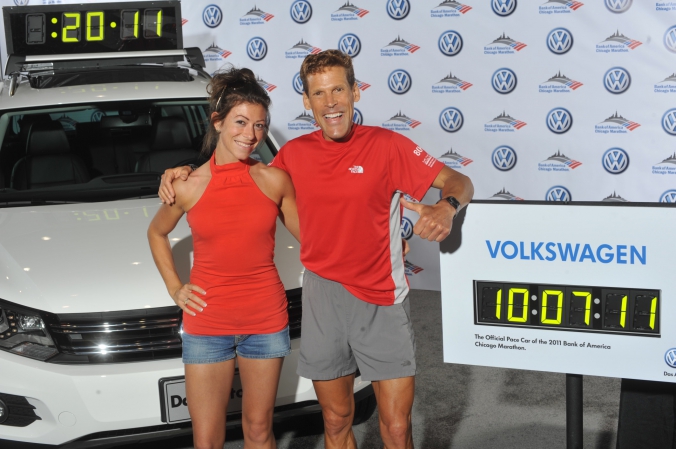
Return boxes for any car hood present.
[0,198,303,314]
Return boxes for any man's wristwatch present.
[437,196,461,218]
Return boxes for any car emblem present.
[247,37,268,61]
[203,4,222,28]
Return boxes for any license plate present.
[159,371,243,423]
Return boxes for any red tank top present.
[183,156,288,335]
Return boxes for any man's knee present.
[322,404,354,435]
[381,418,411,443]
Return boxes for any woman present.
[147,67,299,449]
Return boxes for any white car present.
[0,2,374,447]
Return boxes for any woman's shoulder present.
[173,164,210,208]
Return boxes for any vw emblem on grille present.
[401,217,414,240]
[547,28,573,55]
[492,68,517,94]
[388,69,412,95]
[662,108,676,135]
[290,0,313,24]
[545,186,571,202]
[386,0,410,20]
[438,31,463,57]
[661,190,676,203]
[665,26,676,53]
[247,37,268,61]
[203,4,222,28]
[492,0,517,16]
[604,67,631,94]
[602,148,629,174]
[439,107,464,133]
[339,34,361,58]
[353,108,363,125]
[293,73,304,95]
[666,348,676,368]
[547,108,573,134]
[605,0,632,13]
[492,146,517,171]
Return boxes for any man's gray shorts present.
[297,270,417,382]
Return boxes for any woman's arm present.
[147,200,207,316]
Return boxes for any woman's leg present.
[238,356,284,449]
[185,359,236,449]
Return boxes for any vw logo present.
[492,68,517,94]
[353,108,363,125]
[14,0,29,5]
[545,186,571,202]
[401,217,414,240]
[90,110,106,122]
[339,34,361,58]
[202,4,222,28]
[666,348,676,368]
[547,28,573,55]
[290,0,313,24]
[605,0,632,13]
[438,30,463,57]
[388,69,412,95]
[660,190,676,203]
[439,107,464,133]
[546,108,573,134]
[662,108,676,135]
[293,73,304,95]
[247,37,268,61]
[665,26,676,53]
[604,67,631,94]
[492,0,517,17]
[386,0,410,20]
[602,148,629,174]
[492,146,517,171]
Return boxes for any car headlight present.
[0,299,58,361]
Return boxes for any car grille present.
[44,288,302,364]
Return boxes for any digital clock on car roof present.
[3,1,182,56]
[475,281,660,337]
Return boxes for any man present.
[159,50,473,448]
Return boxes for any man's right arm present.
[158,165,194,205]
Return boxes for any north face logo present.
[349,165,364,173]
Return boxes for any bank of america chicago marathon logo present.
[257,77,276,92]
[652,152,676,175]
[492,69,517,94]
[492,0,517,17]
[381,36,420,57]
[597,31,642,54]
[331,1,369,21]
[240,6,274,26]
[288,111,318,131]
[545,186,572,202]
[404,260,424,276]
[595,111,640,134]
[432,72,472,94]
[290,0,313,24]
[484,33,527,56]
[547,28,573,55]
[538,150,582,172]
[489,188,524,200]
[654,73,676,94]
[203,4,223,28]
[539,0,583,15]
[485,111,527,133]
[547,108,573,134]
[492,146,517,171]
[602,148,629,174]
[439,31,463,57]
[203,43,232,62]
[439,148,473,169]
[539,71,583,93]
[339,34,361,58]
[286,39,321,60]
[382,111,421,131]
[431,1,472,18]
[181,18,188,26]
[657,2,676,13]
[387,0,411,20]
[661,189,676,202]
[389,70,412,95]
[602,192,628,202]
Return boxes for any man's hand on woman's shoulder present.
[159,165,193,204]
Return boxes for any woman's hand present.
[171,283,207,316]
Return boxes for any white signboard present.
[441,201,676,382]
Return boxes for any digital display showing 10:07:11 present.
[474,281,660,337]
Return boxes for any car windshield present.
[0,100,278,206]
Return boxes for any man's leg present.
[313,373,357,449]
[372,376,415,449]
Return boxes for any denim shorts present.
[182,326,291,364]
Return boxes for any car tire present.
[353,392,377,425]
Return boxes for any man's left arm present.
[400,166,474,242]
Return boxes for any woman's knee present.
[243,414,273,443]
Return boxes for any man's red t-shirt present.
[270,125,443,306]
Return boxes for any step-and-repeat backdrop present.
[1,0,674,290]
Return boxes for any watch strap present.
[438,196,461,217]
